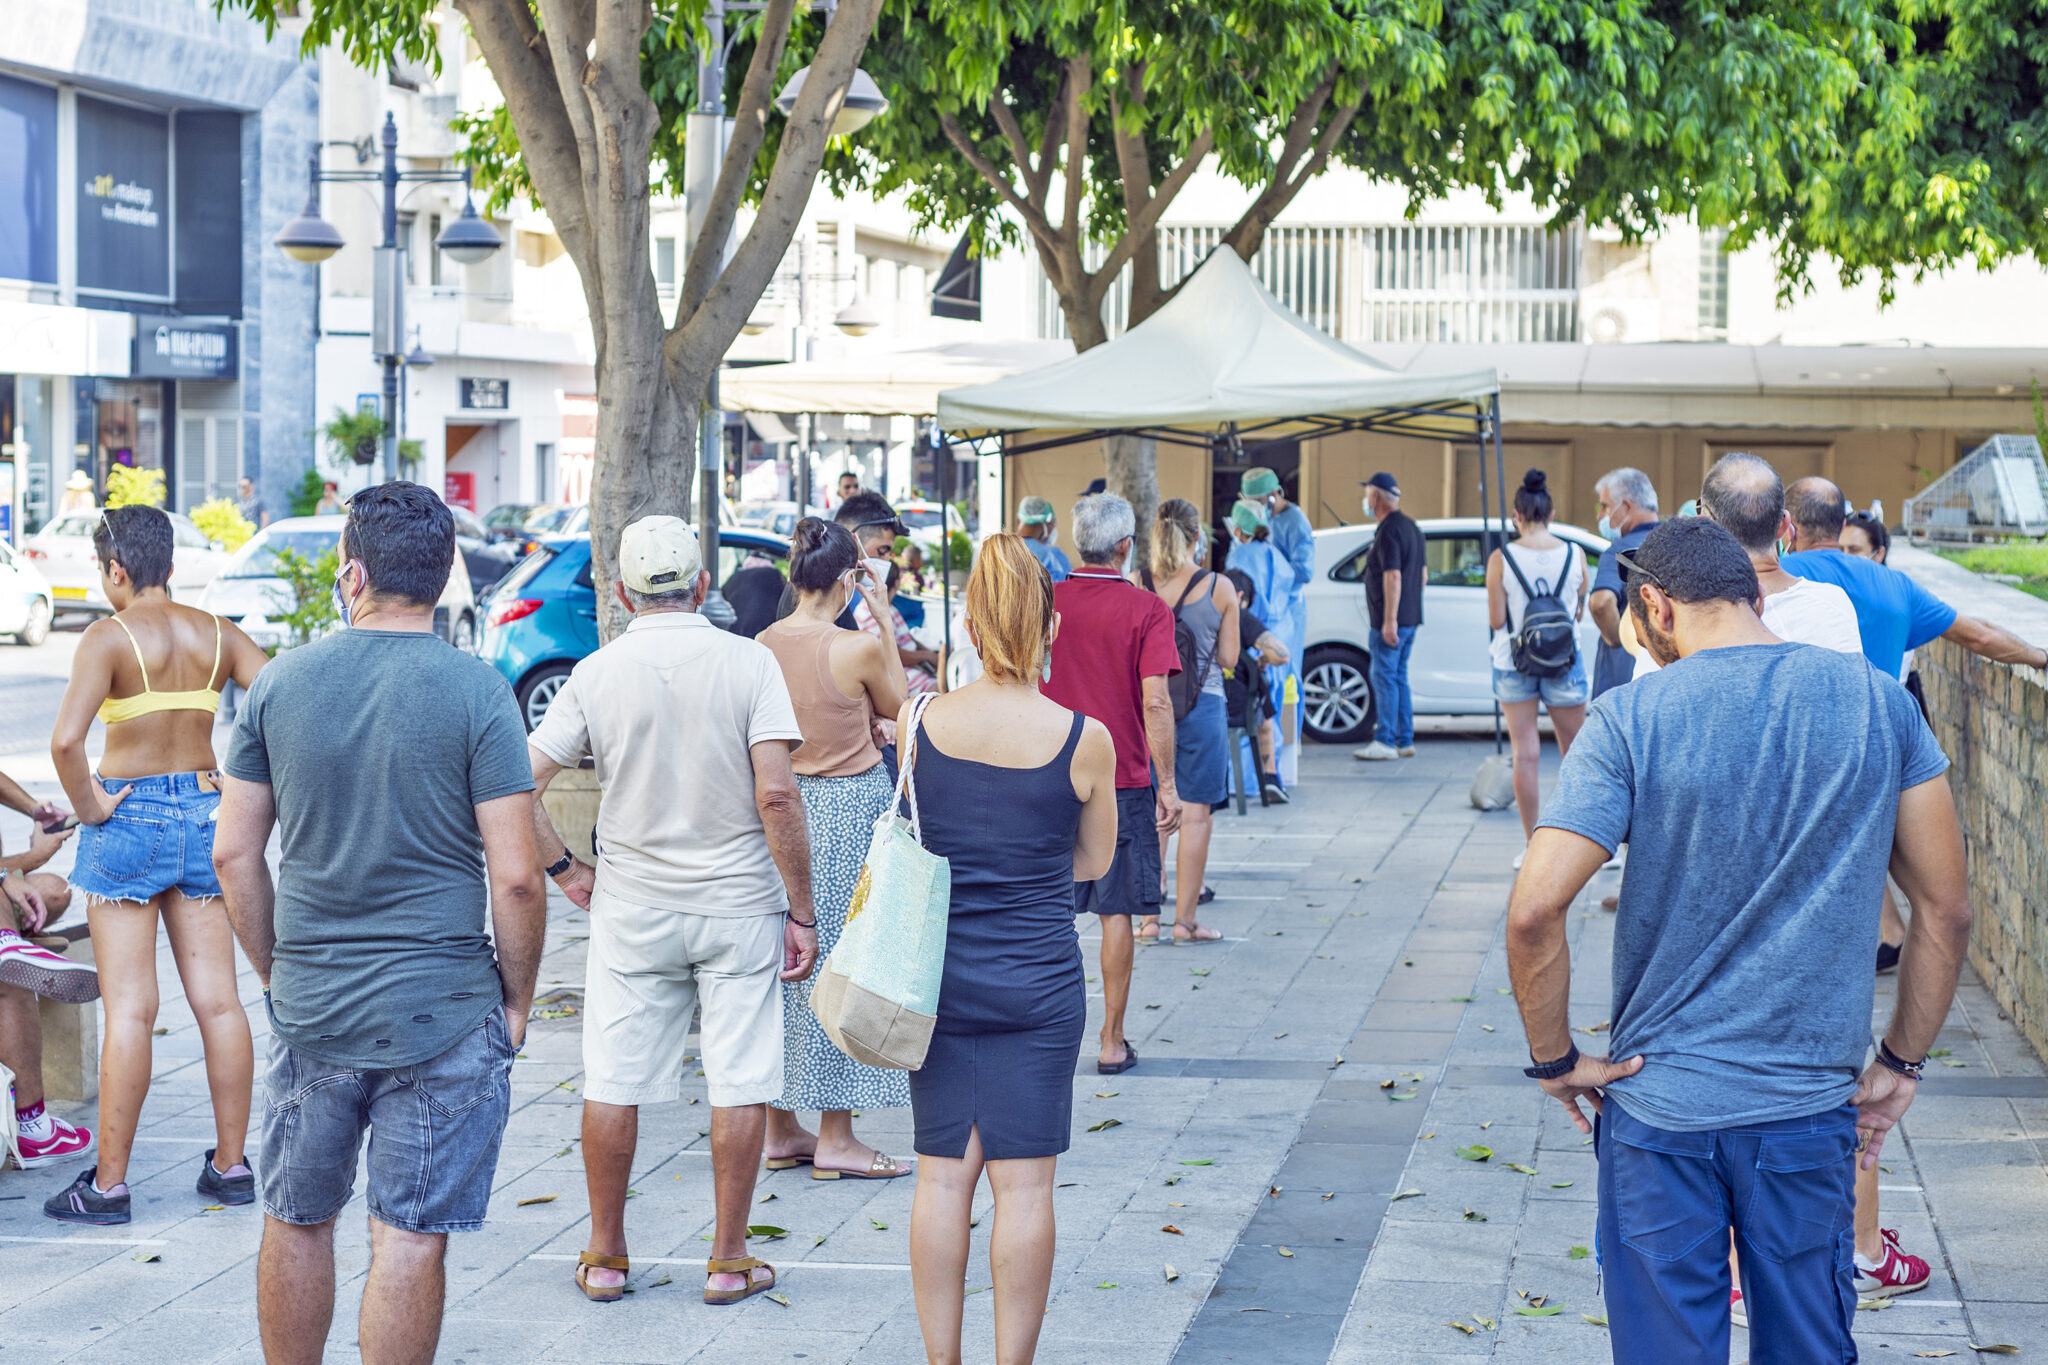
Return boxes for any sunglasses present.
[1610,547,1662,591]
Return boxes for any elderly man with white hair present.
[1589,467,1661,698]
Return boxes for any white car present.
[0,540,56,645]
[21,509,231,616]
[198,515,478,652]
[1300,518,1610,744]
[897,500,965,550]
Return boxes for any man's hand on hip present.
[1851,1062,1918,1169]
[553,857,595,910]
[1538,1051,1644,1134]
[782,918,818,982]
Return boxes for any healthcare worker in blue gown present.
[1240,468,1311,787]
[1224,496,1301,792]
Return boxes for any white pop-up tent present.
[720,338,1074,417]
[936,249,1500,452]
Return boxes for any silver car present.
[21,509,231,616]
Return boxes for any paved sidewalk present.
[2,732,2044,1362]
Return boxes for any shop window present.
[0,75,58,284]
[77,97,170,300]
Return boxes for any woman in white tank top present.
[1484,470,1590,860]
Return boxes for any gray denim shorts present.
[260,1009,513,1234]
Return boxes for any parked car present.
[481,528,789,730]
[1299,518,1609,744]
[21,509,231,617]
[482,502,557,543]
[197,515,479,652]
[734,501,828,538]
[0,539,56,645]
[896,499,966,549]
[448,504,520,599]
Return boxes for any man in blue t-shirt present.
[1505,519,1971,1365]
[1588,467,1660,697]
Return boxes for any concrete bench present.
[29,922,96,1103]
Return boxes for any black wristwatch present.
[545,848,575,879]
[1524,1043,1581,1082]
[1876,1038,1926,1080]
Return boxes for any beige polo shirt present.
[529,611,805,915]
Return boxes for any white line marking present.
[527,1253,909,1271]
[0,1235,169,1246]
[1877,1185,1924,1192]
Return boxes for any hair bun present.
[1522,468,1548,493]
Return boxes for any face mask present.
[1361,497,1374,521]
[1597,516,1615,540]
[332,564,355,628]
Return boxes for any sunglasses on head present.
[1611,547,1662,591]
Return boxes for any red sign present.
[444,472,476,511]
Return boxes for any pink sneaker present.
[15,1114,94,1170]
[1730,1287,1747,1328]
[1855,1227,1932,1298]
[0,934,101,1003]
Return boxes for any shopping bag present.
[811,693,951,1070]
[1470,752,1515,811]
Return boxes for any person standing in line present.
[1015,496,1072,583]
[0,774,94,1171]
[902,534,1117,1365]
[1506,518,1971,1365]
[1484,470,1589,863]
[1043,492,1181,1075]
[43,506,269,1226]
[1140,499,1238,945]
[525,514,818,1306]
[213,483,547,1360]
[1221,569,1291,803]
[1587,467,1661,698]
[757,518,913,1180]
[235,476,270,530]
[1242,469,1311,787]
[1354,472,1423,761]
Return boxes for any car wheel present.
[516,661,575,732]
[451,611,477,654]
[9,598,51,647]
[1301,645,1376,744]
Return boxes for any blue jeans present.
[70,772,221,904]
[1367,626,1416,747]
[1597,1101,1858,1365]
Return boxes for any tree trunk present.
[589,301,694,642]
[1104,433,1160,569]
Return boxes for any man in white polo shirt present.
[526,515,817,1308]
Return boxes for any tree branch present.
[1220,68,1361,262]
[1095,125,1212,284]
[676,0,797,323]
[990,94,1051,210]
[939,109,1064,263]
[1059,55,1091,236]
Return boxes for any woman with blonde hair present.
[903,533,1117,1365]
[1140,499,1238,944]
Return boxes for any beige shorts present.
[582,885,785,1108]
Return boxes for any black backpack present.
[1142,569,1213,721]
[1501,544,1579,680]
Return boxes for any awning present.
[719,339,1074,417]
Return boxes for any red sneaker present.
[0,934,101,1003]
[1730,1287,1747,1328]
[15,1114,95,1170]
[1855,1227,1932,1298]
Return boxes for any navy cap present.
[1360,472,1400,496]
[1079,478,1108,496]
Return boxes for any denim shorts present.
[261,1009,514,1234]
[70,772,221,904]
[1491,657,1589,708]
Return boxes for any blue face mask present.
[332,564,355,628]
[1597,515,1615,540]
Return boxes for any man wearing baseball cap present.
[526,514,819,1307]
[1015,495,1071,582]
[1357,472,1424,761]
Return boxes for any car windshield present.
[224,530,341,579]
[46,514,100,539]
[494,545,558,598]
[484,504,533,529]
[527,506,574,532]
[898,509,946,530]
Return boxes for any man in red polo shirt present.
[1043,491,1182,1076]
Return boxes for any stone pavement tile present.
[1339,1031,1454,1065]
[1330,1277,1504,1357]
[1367,1166,1526,1224]
[1953,1301,2048,1349]
[1421,1084,1545,1128]
[1404,1124,1538,1171]
[1361,1000,1468,1033]
[1510,1197,1598,1257]
[1911,1139,2048,1303]
[1522,1148,1597,1200]
[1208,1241,1369,1315]
[1295,1096,1430,1145]
[1271,1142,1411,1195]
[1362,1217,1517,1284]
[1904,1095,2030,1142]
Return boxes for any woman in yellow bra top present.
[46,505,269,1222]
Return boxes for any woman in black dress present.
[899,533,1117,1365]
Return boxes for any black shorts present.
[1073,785,1163,918]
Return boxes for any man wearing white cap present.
[1016,495,1071,582]
[526,514,819,1308]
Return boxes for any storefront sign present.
[76,97,170,300]
[460,378,508,410]
[444,471,476,510]
[133,322,235,380]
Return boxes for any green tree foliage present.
[267,546,342,648]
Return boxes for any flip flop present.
[812,1150,908,1180]
[763,1154,815,1171]
[1174,925,1224,943]
[704,1255,775,1306]
[1097,1045,1138,1076]
[576,1251,628,1303]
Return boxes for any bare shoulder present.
[1077,713,1114,756]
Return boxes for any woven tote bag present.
[810,693,951,1070]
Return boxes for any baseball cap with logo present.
[1360,471,1401,497]
[618,515,703,594]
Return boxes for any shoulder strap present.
[1139,567,1156,593]
[892,692,939,845]
[1171,570,1208,617]
[207,615,225,691]
[109,615,151,691]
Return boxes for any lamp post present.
[274,112,503,484]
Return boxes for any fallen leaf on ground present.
[766,1292,791,1307]
[1943,1059,1969,1067]
[1583,1312,1608,1326]
[1331,1055,1346,1069]
[1967,1348,2020,1356]
[1380,1079,1396,1090]
[1446,1321,1475,1335]
[1277,1247,1294,1258]
[517,1194,558,1206]
[964,1285,988,1296]
[1097,1281,1118,1290]
[1422,1132,1435,1139]
[1928,1048,1953,1057]
[1189,967,1210,977]
[1321,1193,1335,1201]
[1567,1246,1590,1259]
[1857,1297,1894,1312]
[1517,1304,1564,1317]
[1265,930,1284,936]
[1504,1163,1539,1176]
[1497,987,1513,994]
[1463,1208,1488,1222]
[1164,1264,1180,1282]
[132,1252,160,1263]
[1388,1091,1417,1101]
[758,1192,777,1203]
[1450,995,1475,1002]
[1456,1145,1494,1162]
[1911,1354,1956,1359]
[152,1027,168,1036]
[747,1225,787,1241]
[1391,1189,1424,1201]
[1268,1185,1282,1198]
[1548,1182,1574,1189]
[644,1274,672,1289]
[625,1188,639,1198]
[1179,1159,1214,1166]
[1162,1225,1184,1235]
[1087,1119,1122,1132]
[969,1215,981,1227]
[1145,1004,1162,1010]
[870,1218,888,1231]
[1273,1031,1288,1039]
[1576,1020,1610,1035]
[553,1146,573,1157]
[1096,1091,1119,1099]
[813,1235,828,1246]
[1481,1025,1496,1032]
[1238,1307,1272,1313]
[1473,1313,1497,1329]
[1163,1175,1181,1186]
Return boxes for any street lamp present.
[773,65,889,137]
[272,112,503,482]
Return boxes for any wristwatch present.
[544,848,575,879]
[1523,1043,1580,1082]
[1876,1038,1926,1080]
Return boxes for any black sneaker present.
[1197,885,1216,906]
[197,1148,255,1205]
[1260,776,1290,805]
[43,1166,130,1225]
[1876,941,1902,975]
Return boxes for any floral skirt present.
[774,763,912,1113]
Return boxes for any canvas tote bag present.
[810,692,951,1070]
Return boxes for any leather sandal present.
[764,1154,814,1171]
[704,1255,775,1305]
[812,1150,907,1180]
[575,1251,629,1303]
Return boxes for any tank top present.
[1491,539,1584,672]
[1151,569,1227,696]
[758,618,881,778]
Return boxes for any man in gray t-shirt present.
[215,483,546,1362]
[1504,519,1970,1364]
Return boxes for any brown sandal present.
[704,1255,775,1305]
[812,1150,907,1180]
[575,1251,629,1303]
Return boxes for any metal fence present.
[1037,223,1581,344]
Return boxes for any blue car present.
[481,529,790,730]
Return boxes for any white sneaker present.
[1601,845,1625,871]
[1396,746,1416,758]
[1352,741,1399,761]
[1513,848,1526,871]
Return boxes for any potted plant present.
[322,408,389,466]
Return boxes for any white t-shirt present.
[1490,540,1586,671]
[1634,575,1862,674]
[529,611,805,914]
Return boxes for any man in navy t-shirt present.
[1505,519,1971,1365]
